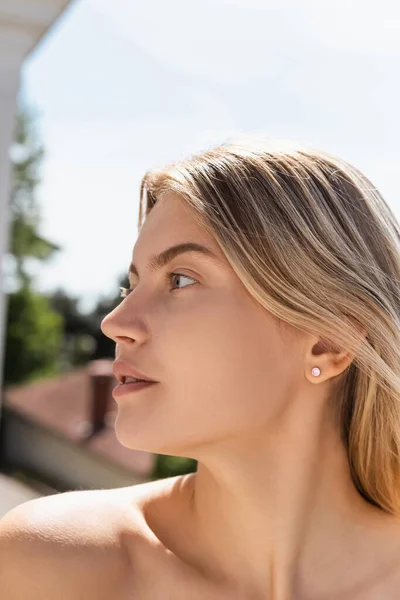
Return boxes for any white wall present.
[0,473,41,518]
[3,411,147,491]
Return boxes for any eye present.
[119,271,197,299]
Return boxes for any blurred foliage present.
[153,455,198,479]
[3,102,64,387]
[4,286,63,386]
[47,272,131,367]
[46,288,97,370]
[8,105,61,288]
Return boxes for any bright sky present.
[20,0,400,313]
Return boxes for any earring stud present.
[311,367,321,377]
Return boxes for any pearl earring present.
[311,367,321,377]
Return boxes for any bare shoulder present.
[0,486,140,600]
[0,475,194,600]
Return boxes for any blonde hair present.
[138,136,400,517]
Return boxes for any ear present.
[305,324,367,384]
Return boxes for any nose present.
[100,303,148,348]
[100,307,115,340]
[101,309,132,345]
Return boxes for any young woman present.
[1,137,400,600]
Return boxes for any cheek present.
[161,293,293,426]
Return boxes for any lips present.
[112,378,158,398]
[112,360,157,384]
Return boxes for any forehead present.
[132,192,227,264]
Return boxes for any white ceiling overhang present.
[0,0,73,60]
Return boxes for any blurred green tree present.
[4,287,63,385]
[46,288,97,370]
[8,104,61,289]
[3,102,64,386]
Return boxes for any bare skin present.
[134,473,400,600]
[2,190,400,599]
[101,191,400,598]
[2,474,400,599]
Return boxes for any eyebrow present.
[128,242,221,278]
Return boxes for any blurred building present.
[0,359,156,490]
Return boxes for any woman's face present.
[101,192,307,458]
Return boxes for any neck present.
[178,399,398,599]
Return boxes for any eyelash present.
[119,271,197,299]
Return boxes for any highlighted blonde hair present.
[138,136,400,516]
